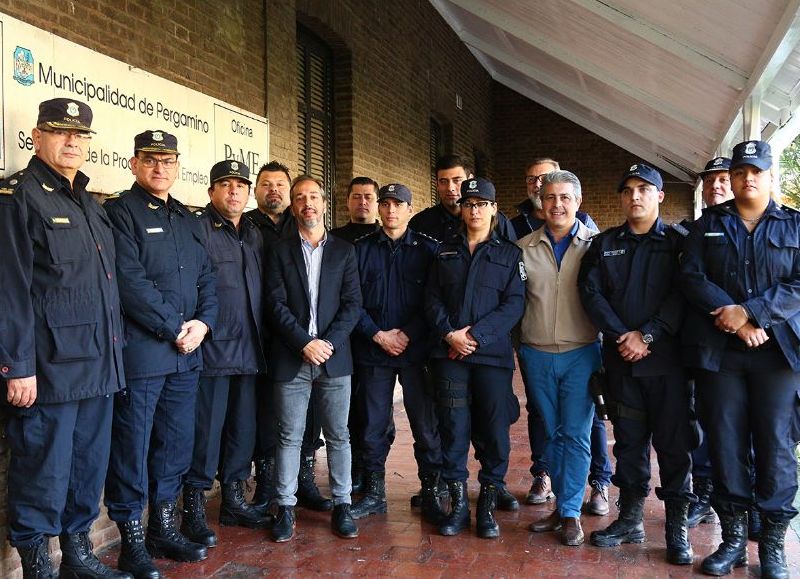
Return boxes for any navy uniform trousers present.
[186,375,258,488]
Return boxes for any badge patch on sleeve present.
[518,261,528,281]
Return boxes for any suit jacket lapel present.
[290,239,311,298]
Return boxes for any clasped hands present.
[711,304,768,348]
[446,326,478,360]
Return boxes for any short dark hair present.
[256,160,291,184]
[435,154,472,177]
[290,175,327,201]
[348,176,379,195]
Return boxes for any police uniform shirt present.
[196,204,265,376]
[425,231,525,369]
[104,183,218,379]
[578,217,684,377]
[681,199,800,371]
[353,228,437,367]
[0,156,125,402]
[409,203,518,243]
[330,221,380,245]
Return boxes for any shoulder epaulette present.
[353,230,378,244]
[104,191,121,199]
[194,208,206,217]
[414,231,439,244]
[0,169,28,193]
[781,204,800,214]
[671,222,690,237]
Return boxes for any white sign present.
[1,13,269,207]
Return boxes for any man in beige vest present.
[516,170,601,546]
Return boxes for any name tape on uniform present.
[146,227,164,234]
[603,249,626,257]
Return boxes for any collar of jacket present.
[616,217,667,240]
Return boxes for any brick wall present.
[492,84,694,230]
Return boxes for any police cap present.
[134,130,179,155]
[458,177,496,203]
[378,183,412,204]
[210,160,251,185]
[731,140,772,171]
[37,98,94,133]
[617,163,663,192]
[699,156,732,176]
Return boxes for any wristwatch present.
[641,333,654,345]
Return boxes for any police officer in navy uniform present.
[245,161,330,513]
[425,177,525,538]
[349,183,444,523]
[103,131,218,578]
[579,163,695,565]
[0,99,131,579]
[181,160,270,549]
[681,141,800,579]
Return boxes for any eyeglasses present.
[525,174,548,184]
[41,129,92,141]
[461,200,493,210]
[138,157,178,168]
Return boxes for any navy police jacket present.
[0,156,125,403]
[578,218,685,376]
[409,203,518,243]
[196,204,266,376]
[680,199,800,372]
[354,228,438,367]
[105,183,218,379]
[264,232,362,382]
[425,231,525,369]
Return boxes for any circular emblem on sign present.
[629,164,638,171]
[469,180,477,189]
[152,131,164,141]
[388,184,395,191]
[66,102,80,117]
[230,161,239,171]
[745,142,757,155]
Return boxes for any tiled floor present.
[102,371,800,577]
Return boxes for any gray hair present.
[540,170,582,202]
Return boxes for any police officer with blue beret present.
[1,99,131,578]
[579,163,695,565]
[348,183,443,523]
[103,131,218,577]
[425,177,525,539]
[681,141,800,579]
[180,160,270,548]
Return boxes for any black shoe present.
[701,507,748,576]
[687,477,716,528]
[476,484,500,539]
[220,480,273,529]
[350,471,387,519]
[252,456,277,511]
[145,501,207,562]
[749,507,763,541]
[271,506,296,543]
[180,486,217,547]
[759,516,790,579]
[331,504,359,539]
[59,532,133,578]
[664,500,693,565]
[17,540,54,579]
[439,481,470,536]
[296,455,333,511]
[419,471,446,525]
[590,493,646,547]
[117,520,160,579]
[495,485,520,512]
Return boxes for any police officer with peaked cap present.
[579,163,695,565]
[181,160,270,548]
[681,141,800,578]
[424,177,525,539]
[103,130,218,577]
[349,183,443,523]
[0,98,131,577]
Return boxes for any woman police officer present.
[424,177,525,539]
[681,140,800,579]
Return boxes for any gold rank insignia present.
[0,188,13,195]
[42,183,54,192]
[148,203,160,210]
[213,221,223,228]
[51,217,70,224]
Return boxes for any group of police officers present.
[2,96,798,579]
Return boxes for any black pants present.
[606,371,694,501]
[696,346,800,521]
[186,374,258,488]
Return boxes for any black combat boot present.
[180,486,217,547]
[350,471,387,519]
[758,516,790,579]
[687,477,715,527]
[476,484,500,539]
[220,480,272,528]
[590,492,646,547]
[17,539,54,579]
[664,500,693,565]
[439,481,470,536]
[701,506,748,576]
[145,500,207,562]
[296,454,333,511]
[495,485,520,511]
[252,456,277,512]
[59,532,132,578]
[117,520,160,579]
[419,471,446,525]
